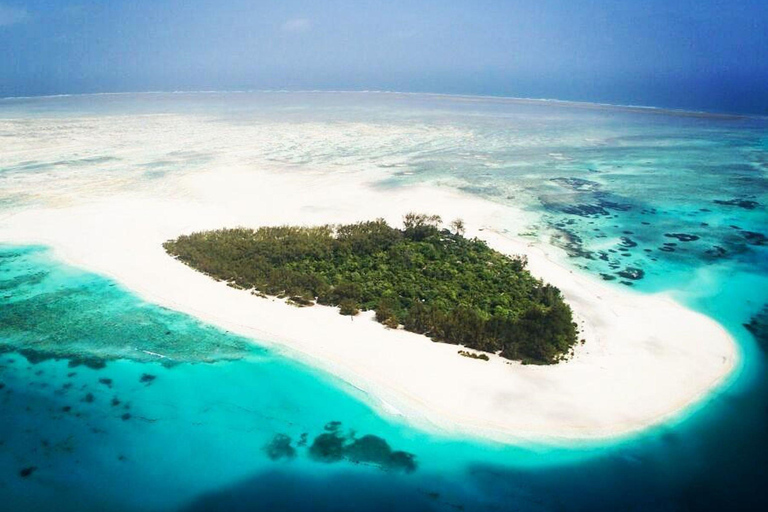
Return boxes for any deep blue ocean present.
[1,92,767,511]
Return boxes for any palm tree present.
[450,218,465,236]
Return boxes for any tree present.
[450,218,465,236]
[402,212,442,241]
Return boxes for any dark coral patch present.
[704,246,727,259]
[344,435,417,473]
[306,422,417,473]
[67,357,107,370]
[744,305,768,351]
[550,177,601,191]
[742,231,767,246]
[309,432,345,463]
[19,466,37,478]
[714,198,759,210]
[617,267,645,280]
[264,434,297,461]
[619,237,638,248]
[664,233,700,242]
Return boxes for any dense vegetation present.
[163,214,579,364]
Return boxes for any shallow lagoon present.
[1,93,767,511]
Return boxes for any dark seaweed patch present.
[550,228,595,259]
[664,233,700,242]
[264,434,297,461]
[556,196,632,218]
[305,422,417,473]
[16,349,54,365]
[309,432,345,462]
[344,435,417,473]
[704,246,727,259]
[596,196,633,212]
[714,198,759,210]
[744,305,768,351]
[617,267,645,280]
[9,348,107,368]
[559,204,609,217]
[742,231,767,246]
[619,237,638,248]
[67,357,107,370]
[324,421,342,432]
[550,177,601,191]
[19,466,37,478]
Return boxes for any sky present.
[1,0,767,114]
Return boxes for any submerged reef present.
[713,198,760,210]
[264,434,297,461]
[665,233,700,242]
[550,177,601,192]
[263,421,417,473]
[554,194,634,219]
[745,305,768,352]
[538,169,768,297]
[0,245,257,366]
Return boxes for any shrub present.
[338,299,359,316]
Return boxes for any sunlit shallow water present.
[1,92,767,511]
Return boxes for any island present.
[163,213,578,364]
[0,163,737,441]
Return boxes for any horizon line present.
[0,88,760,120]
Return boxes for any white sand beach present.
[0,164,738,442]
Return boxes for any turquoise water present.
[1,93,768,510]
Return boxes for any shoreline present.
[0,165,739,443]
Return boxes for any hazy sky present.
[1,0,767,114]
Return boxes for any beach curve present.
[0,164,738,443]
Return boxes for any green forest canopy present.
[163,214,579,364]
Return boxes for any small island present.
[163,214,578,364]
